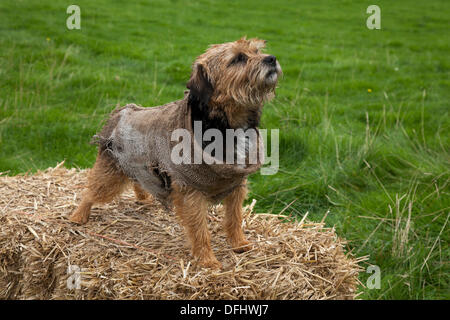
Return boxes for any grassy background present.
[0,0,448,299]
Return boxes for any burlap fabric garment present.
[92,93,264,207]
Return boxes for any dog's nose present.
[263,55,277,66]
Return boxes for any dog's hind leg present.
[69,152,128,224]
[171,184,221,269]
[223,181,252,253]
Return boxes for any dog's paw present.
[199,257,222,270]
[232,240,252,253]
[69,212,89,225]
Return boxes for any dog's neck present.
[187,92,261,133]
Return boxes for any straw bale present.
[0,164,366,299]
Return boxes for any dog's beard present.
[245,66,280,105]
[265,70,278,86]
[262,60,282,87]
[246,61,282,92]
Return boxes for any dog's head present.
[187,37,282,108]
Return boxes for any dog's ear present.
[187,63,213,105]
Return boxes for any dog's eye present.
[229,53,248,66]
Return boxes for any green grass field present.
[0,0,448,299]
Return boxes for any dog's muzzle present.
[263,55,281,86]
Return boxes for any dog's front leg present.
[223,182,252,253]
[172,185,221,269]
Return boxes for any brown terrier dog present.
[69,38,282,269]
